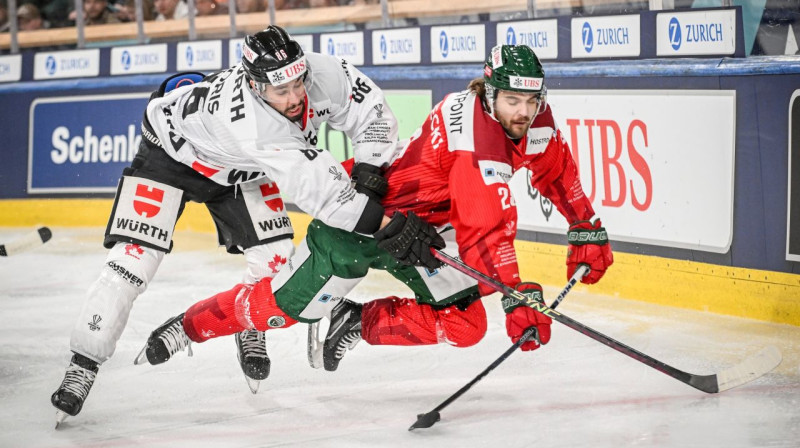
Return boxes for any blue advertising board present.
[28,93,149,193]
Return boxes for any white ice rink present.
[1,227,798,448]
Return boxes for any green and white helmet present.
[483,44,547,117]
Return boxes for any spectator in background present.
[154,0,187,20]
[17,3,48,30]
[0,0,9,32]
[195,0,228,16]
[116,0,156,21]
[234,0,263,13]
[309,0,337,7]
[69,0,121,25]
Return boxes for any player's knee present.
[103,242,164,294]
[441,301,488,348]
[242,239,294,284]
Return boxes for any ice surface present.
[1,228,798,447]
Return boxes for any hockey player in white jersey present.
[51,25,407,425]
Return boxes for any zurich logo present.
[669,17,682,50]
[45,55,57,75]
[185,46,194,67]
[327,38,335,55]
[506,27,516,45]
[581,22,594,53]
[121,50,131,71]
[439,30,449,58]
[380,35,387,59]
[235,43,243,63]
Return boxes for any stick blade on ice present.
[715,345,782,393]
[0,226,52,256]
[409,411,441,431]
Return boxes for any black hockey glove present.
[374,211,445,270]
[351,163,388,202]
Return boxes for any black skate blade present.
[409,411,441,431]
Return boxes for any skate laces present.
[158,320,192,356]
[239,330,268,359]
[60,363,96,399]
[330,301,361,360]
[334,330,361,360]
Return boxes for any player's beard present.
[283,100,305,122]
[501,115,533,140]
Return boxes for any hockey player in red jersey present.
[137,44,613,375]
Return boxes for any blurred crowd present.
[0,0,380,31]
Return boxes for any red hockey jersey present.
[381,89,595,295]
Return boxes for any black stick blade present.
[409,411,441,431]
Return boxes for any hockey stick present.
[0,226,52,256]
[409,265,588,431]
[432,250,782,395]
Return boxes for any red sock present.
[361,297,487,347]
[183,281,297,343]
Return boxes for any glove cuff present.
[567,218,608,246]
[373,211,405,241]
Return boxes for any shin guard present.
[183,280,297,343]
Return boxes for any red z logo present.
[133,184,165,218]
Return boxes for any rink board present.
[1,198,797,327]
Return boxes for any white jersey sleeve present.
[144,65,368,233]
[305,53,400,168]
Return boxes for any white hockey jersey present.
[145,53,399,233]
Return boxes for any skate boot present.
[235,329,271,394]
[134,313,192,365]
[323,299,362,372]
[51,353,99,427]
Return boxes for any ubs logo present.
[669,17,682,50]
[45,55,57,75]
[185,46,194,67]
[439,30,449,58]
[380,35,387,60]
[582,22,594,53]
[327,38,335,55]
[506,27,516,45]
[121,50,131,71]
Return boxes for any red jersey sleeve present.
[527,128,595,224]
[449,152,521,296]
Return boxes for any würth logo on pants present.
[133,184,165,218]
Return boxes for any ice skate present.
[323,299,362,372]
[134,314,193,365]
[235,329,271,394]
[51,353,99,428]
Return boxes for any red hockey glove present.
[566,218,613,285]
[502,282,552,351]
